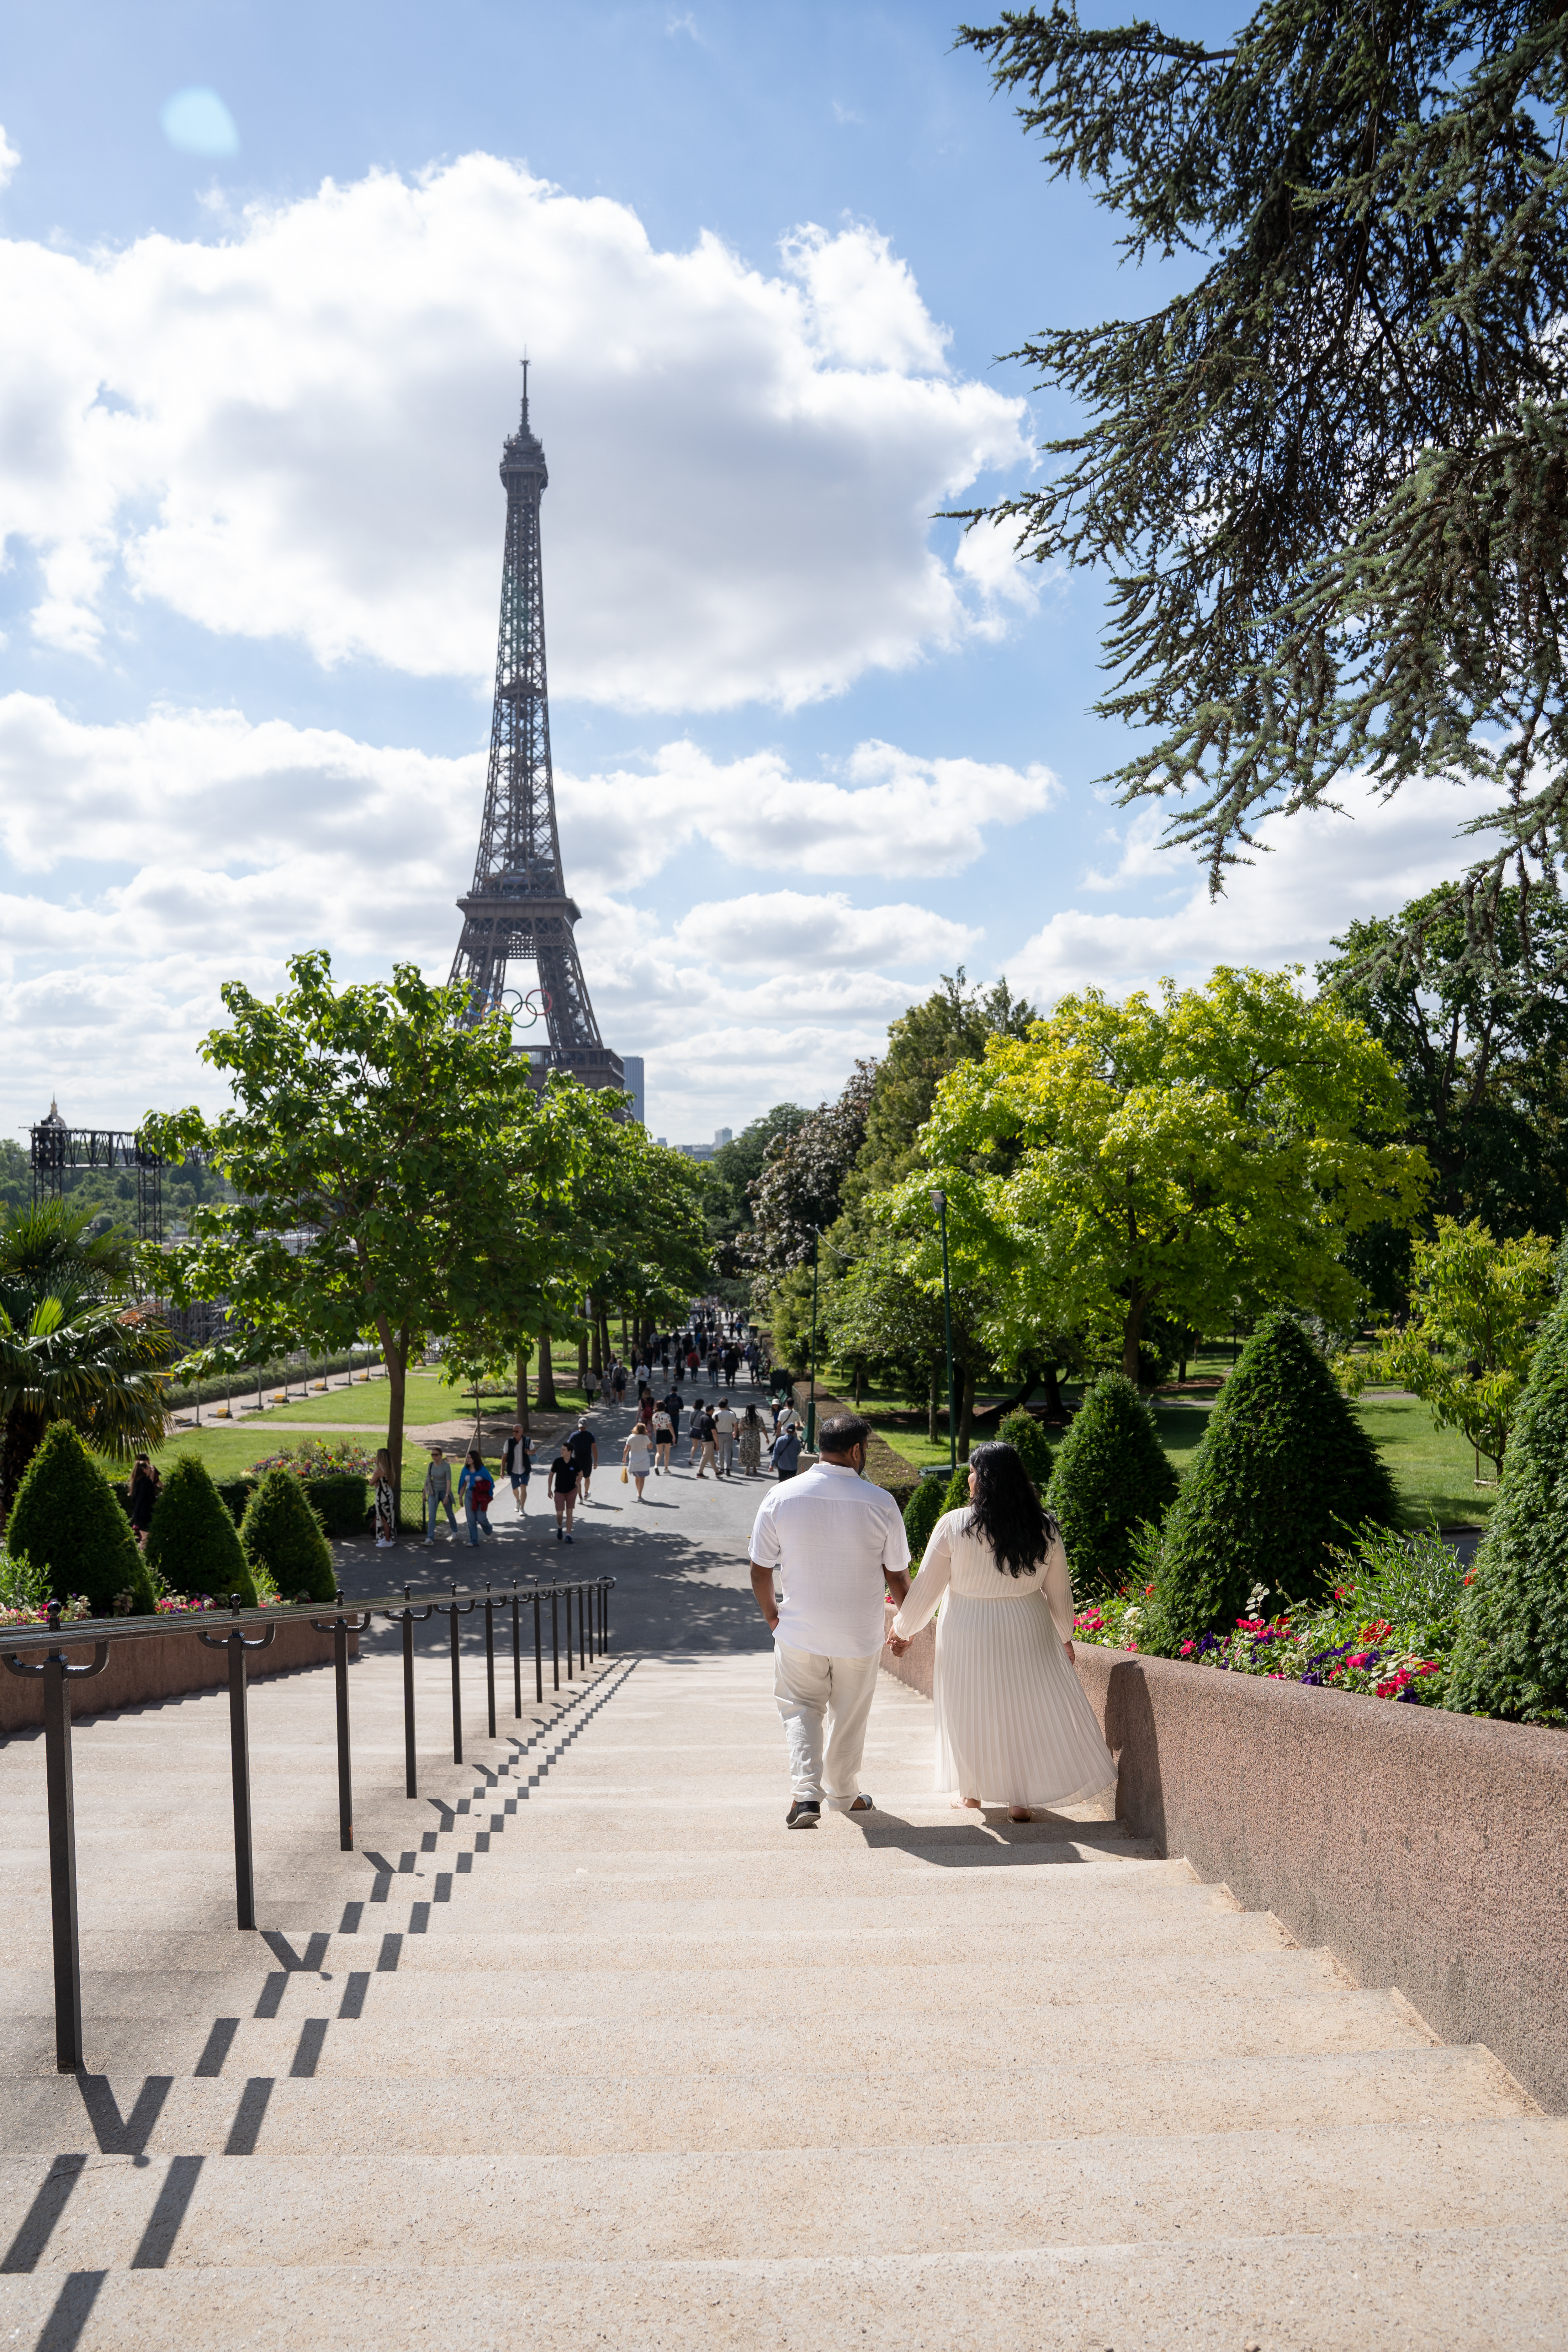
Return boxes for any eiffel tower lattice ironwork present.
[450,372,624,1095]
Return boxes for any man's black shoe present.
[785,1799,821,1830]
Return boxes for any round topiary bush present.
[240,1469,336,1604]
[1157,1310,1400,1643]
[997,1409,1054,1492]
[146,1455,257,1605]
[7,1423,155,1616]
[1045,1374,1178,1596]
[1446,1277,1568,1725]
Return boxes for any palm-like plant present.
[0,1200,173,1513]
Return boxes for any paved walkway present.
[1,1427,1562,2347]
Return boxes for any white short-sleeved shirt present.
[749,1463,911,1659]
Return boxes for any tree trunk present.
[591,1303,605,1377]
[378,1316,410,1528]
[536,1328,558,1410]
[577,1321,589,1393]
[1041,1361,1067,1419]
[956,1360,978,1461]
[852,1358,864,1406]
[927,1364,939,1446]
[515,1343,531,1434]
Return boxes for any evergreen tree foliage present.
[8,1421,155,1616]
[1447,1273,1568,1725]
[958,5,1568,951]
[240,1469,336,1604]
[1046,1374,1178,1595]
[146,1454,256,1606]
[903,1475,950,1563]
[997,1409,1054,1491]
[1157,1313,1400,1640]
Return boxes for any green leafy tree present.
[747,1065,878,1291]
[8,1422,154,1616]
[146,1455,257,1605]
[958,4,1568,953]
[1318,888,1568,1297]
[144,953,602,1515]
[703,1106,806,1282]
[0,1199,172,1511]
[1447,1259,1568,1724]
[1158,1313,1400,1640]
[240,1470,336,1604]
[1354,1219,1554,1475]
[1045,1374,1177,1596]
[915,967,1427,1384]
[848,971,1036,1203]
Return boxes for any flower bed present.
[1073,1524,1470,1710]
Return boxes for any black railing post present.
[578,1583,586,1673]
[483,1587,498,1741]
[449,1592,464,1765]
[199,1606,276,1931]
[311,1594,372,1851]
[402,1607,418,1796]
[603,1577,611,1655]
[510,1583,522,1720]
[550,1587,560,1691]
[563,1584,573,1684]
[41,1658,84,2068]
[533,1588,543,1705]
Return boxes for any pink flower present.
[1180,1640,1195,1656]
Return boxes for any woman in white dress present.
[888,1441,1116,1823]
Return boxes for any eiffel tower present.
[450,369,626,1098]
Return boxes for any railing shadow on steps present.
[1,1572,615,2074]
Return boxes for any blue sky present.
[0,1,1491,1145]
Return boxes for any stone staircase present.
[2,1639,1564,2348]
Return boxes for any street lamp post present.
[806,1226,820,1450]
[930,1189,956,1474]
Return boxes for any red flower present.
[1180,1640,1195,1656]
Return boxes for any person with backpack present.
[568,1416,598,1502]
[458,1448,495,1545]
[651,1401,674,1474]
[423,1446,458,1543]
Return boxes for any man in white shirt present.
[712,1396,738,1477]
[749,1412,911,1828]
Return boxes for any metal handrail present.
[2,1572,615,2073]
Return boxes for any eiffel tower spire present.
[450,374,624,1095]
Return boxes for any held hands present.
[887,1635,910,1657]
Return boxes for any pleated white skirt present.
[933,1588,1117,1808]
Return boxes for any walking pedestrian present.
[612,1361,628,1406]
[770,1417,803,1482]
[738,1401,764,1476]
[694,1404,718,1478]
[749,1412,911,1827]
[712,1396,738,1476]
[422,1446,458,1543]
[549,1439,579,1543]
[888,1442,1116,1822]
[569,1416,598,1502]
[585,1363,600,1408]
[502,1424,532,1515]
[373,1448,397,1548]
[622,1420,653,1501]
[458,1448,495,1544]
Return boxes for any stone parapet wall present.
[0,1616,353,1735]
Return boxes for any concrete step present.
[0,2044,1533,2159]
[11,2233,1565,2352]
[0,1984,1443,2080]
[6,2121,1567,2271]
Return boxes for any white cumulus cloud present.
[669,890,974,967]
[0,126,19,192]
[0,157,1030,708]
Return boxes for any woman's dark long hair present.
[967,1441,1056,1578]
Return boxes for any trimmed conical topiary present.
[997,1409,1054,1492]
[1446,1277,1568,1725]
[1157,1311,1400,1642]
[146,1454,257,1605]
[7,1422,155,1616]
[241,1469,336,1604]
[1045,1373,1179,1595]
[903,1473,950,1562]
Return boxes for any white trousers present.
[773,1643,881,1806]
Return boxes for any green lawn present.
[170,1371,598,1436]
